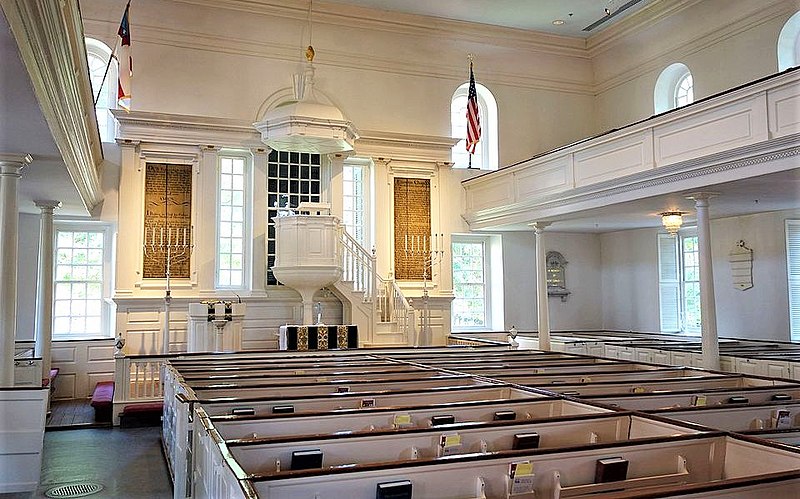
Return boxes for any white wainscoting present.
[51,339,115,400]
[0,388,48,493]
[114,294,344,355]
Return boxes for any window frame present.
[342,158,372,249]
[216,151,252,290]
[451,235,492,331]
[674,72,694,109]
[85,37,118,143]
[52,221,115,341]
[654,63,694,114]
[450,82,499,171]
[658,228,701,335]
[786,219,800,341]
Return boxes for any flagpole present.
[93,1,130,107]
[93,40,119,107]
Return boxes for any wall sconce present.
[660,211,683,235]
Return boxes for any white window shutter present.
[658,233,680,332]
[786,221,800,341]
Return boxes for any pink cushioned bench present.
[90,381,114,422]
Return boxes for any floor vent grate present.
[45,482,104,498]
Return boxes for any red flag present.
[117,2,132,111]
[465,61,481,155]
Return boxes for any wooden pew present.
[647,400,800,433]
[535,374,780,397]
[221,412,704,475]
[585,385,800,410]
[209,397,611,440]
[227,434,800,498]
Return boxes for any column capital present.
[34,200,62,212]
[115,138,140,148]
[373,156,392,166]
[529,221,552,233]
[250,146,270,156]
[0,153,32,174]
[685,191,719,205]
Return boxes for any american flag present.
[117,2,132,111]
[465,61,481,157]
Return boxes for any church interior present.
[3,0,800,497]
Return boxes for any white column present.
[0,154,30,386]
[531,222,552,351]
[34,200,60,383]
[690,192,720,370]
[251,147,269,295]
[197,145,220,294]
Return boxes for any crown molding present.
[172,0,588,58]
[586,0,705,56]
[1,0,104,214]
[355,130,458,164]
[113,110,263,148]
[591,0,795,95]
[82,17,593,96]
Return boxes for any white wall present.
[600,210,798,341]
[592,0,798,133]
[16,213,40,341]
[600,227,661,333]
[500,231,603,332]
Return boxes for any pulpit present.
[271,208,341,324]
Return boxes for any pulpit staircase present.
[332,228,415,346]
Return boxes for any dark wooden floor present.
[46,399,109,429]
[0,427,173,498]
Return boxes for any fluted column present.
[34,200,61,383]
[0,154,31,386]
[531,222,552,351]
[689,192,720,370]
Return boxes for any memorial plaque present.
[394,177,430,280]
[143,163,192,278]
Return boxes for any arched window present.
[777,11,800,71]
[451,82,498,170]
[654,63,694,114]
[86,38,117,142]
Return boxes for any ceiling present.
[322,0,657,37]
[0,9,85,216]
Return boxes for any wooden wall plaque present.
[143,163,192,279]
[394,178,430,280]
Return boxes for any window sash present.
[787,220,800,341]
[451,239,490,329]
[53,228,110,339]
[217,155,249,289]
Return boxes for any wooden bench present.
[90,381,114,422]
[120,401,164,428]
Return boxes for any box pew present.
[465,362,663,377]
[739,428,800,447]
[585,385,800,410]
[178,364,434,379]
[209,397,612,440]
[168,384,540,497]
[185,370,456,387]
[189,375,492,399]
[536,375,779,397]
[238,434,800,499]
[496,367,714,386]
[222,413,703,475]
[647,400,800,432]
[193,384,544,418]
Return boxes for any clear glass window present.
[217,156,247,288]
[54,229,107,338]
[451,240,488,328]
